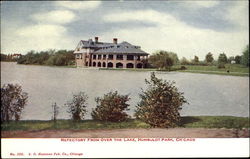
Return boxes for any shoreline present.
[2,62,248,77]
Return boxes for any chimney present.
[95,37,98,43]
[113,38,118,44]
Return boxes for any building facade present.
[73,37,149,68]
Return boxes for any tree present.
[205,52,214,63]
[66,92,88,121]
[228,56,235,64]
[17,49,74,66]
[51,102,59,121]
[149,51,174,70]
[180,57,190,65]
[235,55,241,64]
[91,91,130,122]
[218,53,228,64]
[241,45,249,67]
[1,84,28,122]
[193,55,199,64]
[135,72,188,128]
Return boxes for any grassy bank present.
[2,116,249,131]
[16,63,77,68]
[99,68,156,72]
[173,64,249,76]
[99,64,249,76]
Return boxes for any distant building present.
[73,37,149,68]
[11,54,22,59]
[231,60,236,64]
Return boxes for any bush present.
[1,84,28,122]
[66,92,88,121]
[217,63,225,69]
[135,72,188,128]
[91,91,130,122]
[180,66,187,70]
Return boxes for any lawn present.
[173,64,249,76]
[1,116,249,131]
[99,64,249,76]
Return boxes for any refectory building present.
[73,37,149,68]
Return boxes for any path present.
[2,128,249,138]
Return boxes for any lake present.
[1,62,249,120]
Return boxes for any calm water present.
[1,62,249,120]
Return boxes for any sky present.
[1,0,249,60]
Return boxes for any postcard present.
[1,0,249,158]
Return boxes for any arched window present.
[126,63,134,68]
[93,62,96,67]
[98,62,102,67]
[107,62,113,68]
[116,62,123,68]
[103,62,106,67]
[137,63,142,68]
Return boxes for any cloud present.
[182,1,219,9]
[101,10,249,59]
[1,24,76,54]
[31,10,76,24]
[55,1,101,10]
[225,1,249,30]
[103,10,180,28]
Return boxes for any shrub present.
[1,84,28,122]
[180,66,187,70]
[91,91,130,122]
[135,72,188,128]
[217,63,225,69]
[66,92,88,121]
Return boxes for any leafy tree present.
[193,55,199,64]
[17,49,74,66]
[180,57,190,65]
[1,84,28,122]
[51,102,59,121]
[228,56,235,64]
[205,52,214,63]
[91,91,130,122]
[66,92,88,121]
[149,51,174,70]
[235,55,241,64]
[135,72,188,128]
[241,45,249,67]
[218,53,228,64]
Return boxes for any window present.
[76,54,80,59]
[116,55,123,60]
[93,55,96,59]
[127,55,134,60]
[108,55,113,60]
